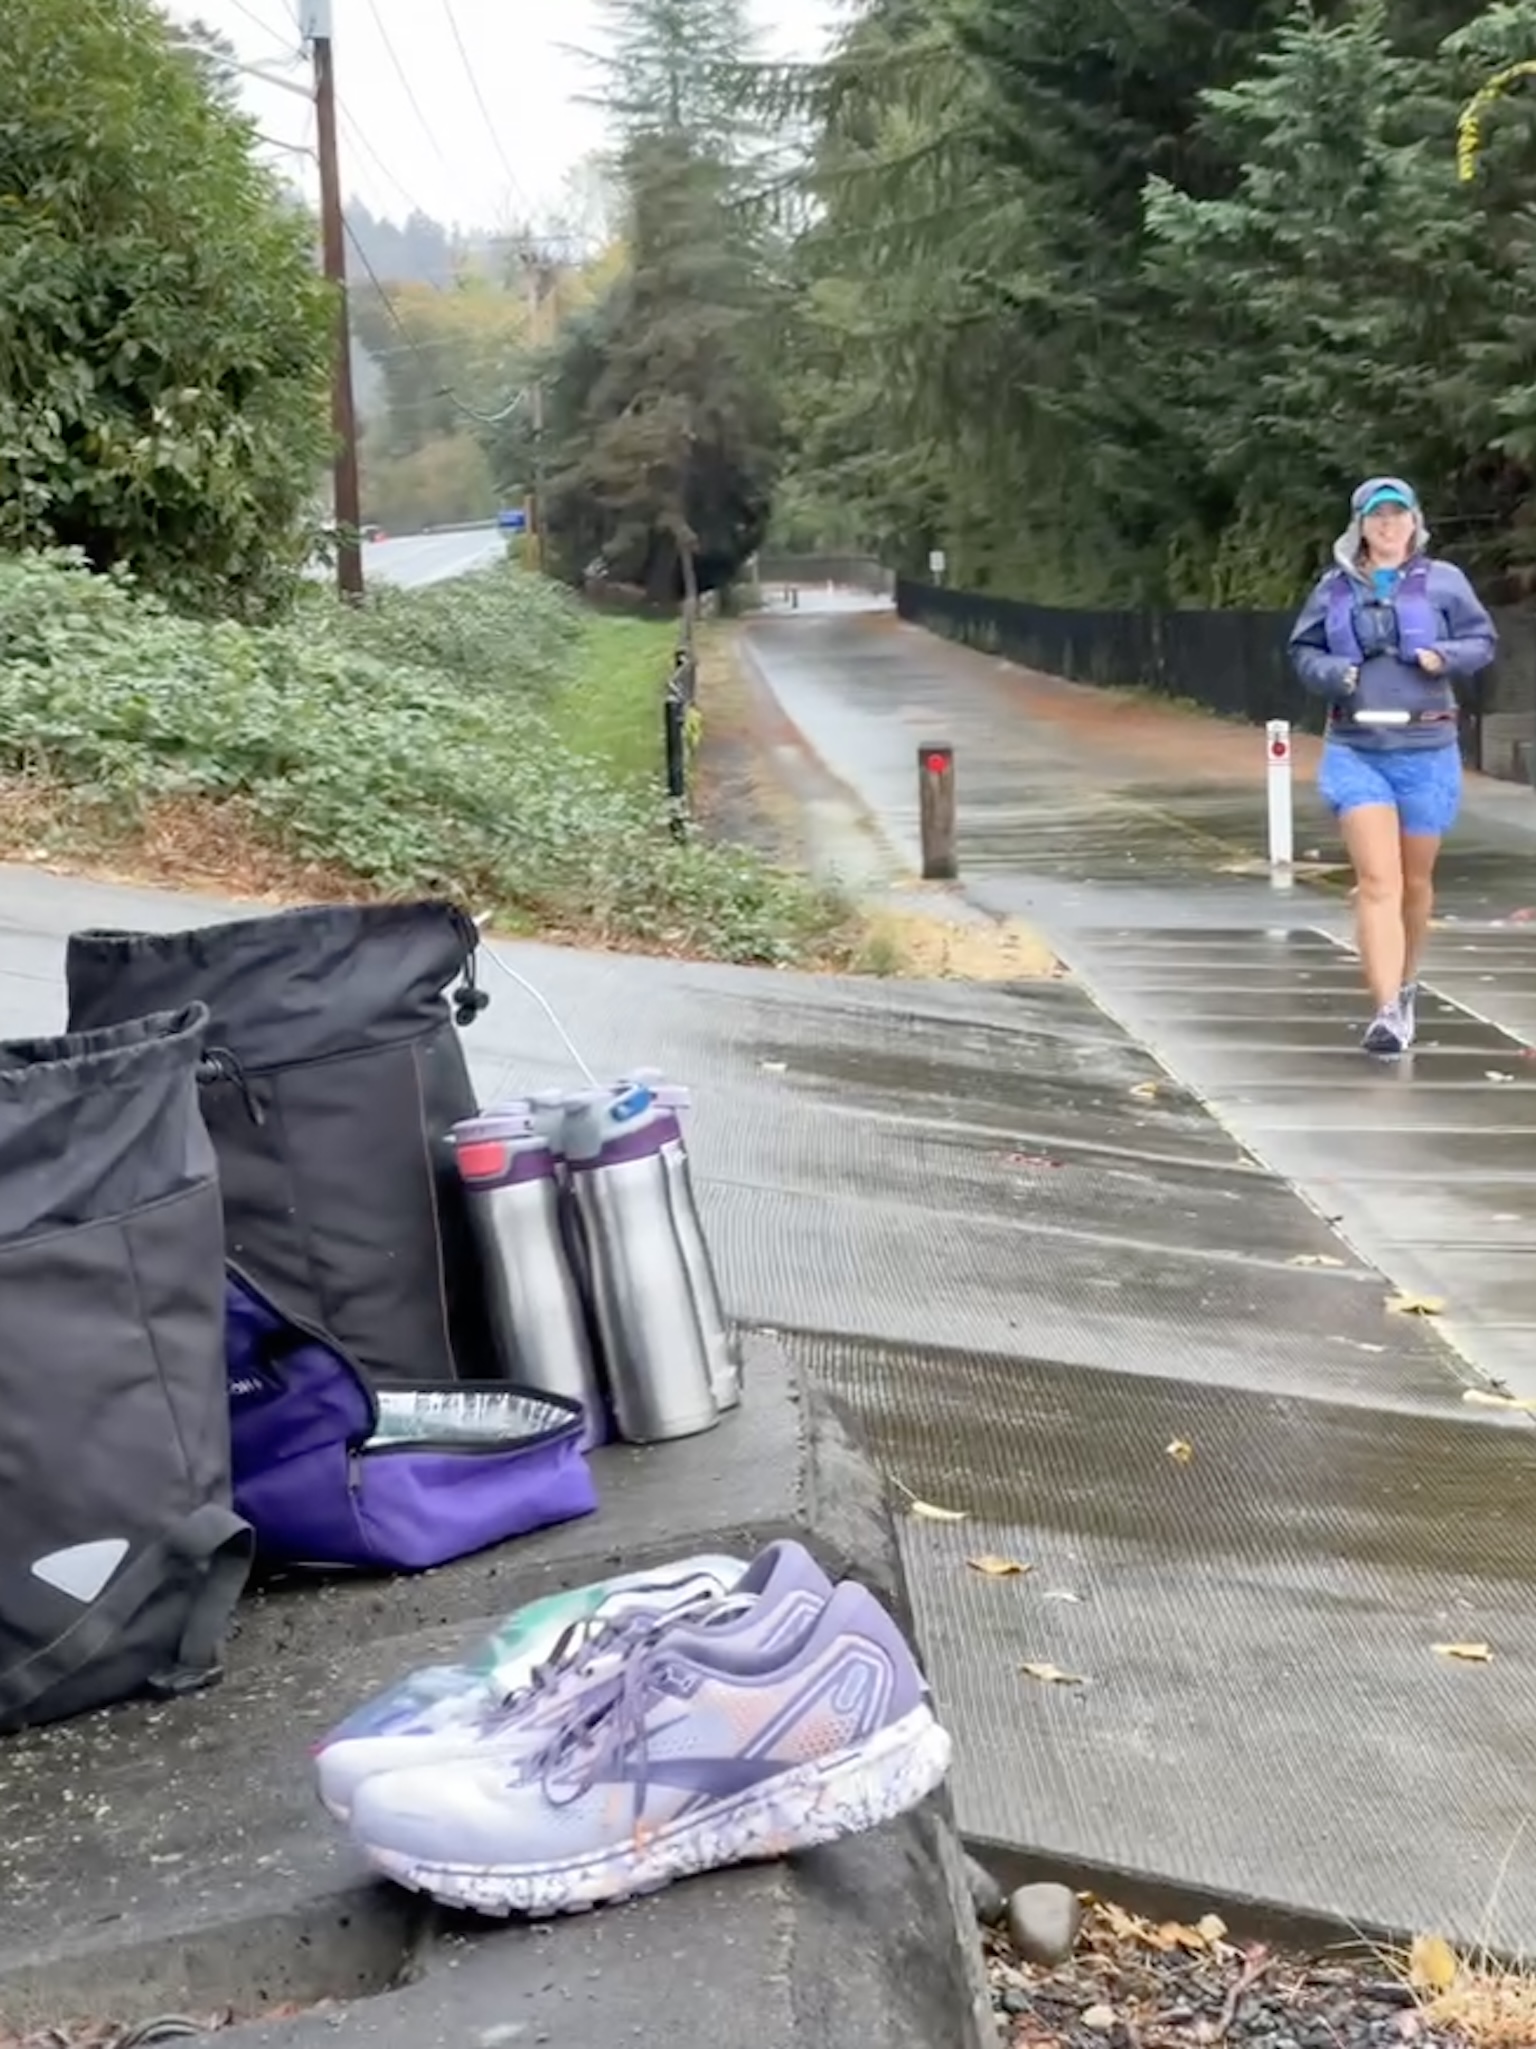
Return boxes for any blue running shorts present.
[1317,740,1462,837]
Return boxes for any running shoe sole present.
[357,1704,952,1917]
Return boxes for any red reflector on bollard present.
[923,752,950,776]
[456,1139,510,1182]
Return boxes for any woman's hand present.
[1417,648,1447,675]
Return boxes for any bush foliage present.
[0,551,845,965]
[0,0,332,616]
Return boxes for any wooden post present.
[918,745,956,880]
[308,5,363,601]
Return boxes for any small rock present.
[1001,1989,1031,2016]
[1082,2004,1116,2033]
[966,1851,1008,1925]
[1006,1881,1084,1965]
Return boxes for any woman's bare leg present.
[1340,805,1405,1008]
[1399,830,1441,983]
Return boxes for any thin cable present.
[474,932,600,1086]
[442,0,536,217]
[365,0,456,175]
[337,99,441,225]
[226,0,299,56]
[342,220,530,425]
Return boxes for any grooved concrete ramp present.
[793,1328,1536,1942]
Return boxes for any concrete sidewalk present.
[746,602,1536,1393]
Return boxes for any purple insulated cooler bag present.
[226,1271,597,1572]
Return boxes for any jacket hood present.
[1332,475,1430,580]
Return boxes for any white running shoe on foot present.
[1362,1003,1405,1056]
[1397,983,1418,1047]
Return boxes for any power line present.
[226,0,300,56]
[343,218,528,426]
[441,0,536,219]
[365,0,455,175]
[336,98,438,223]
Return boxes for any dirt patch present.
[987,1898,1478,2049]
[692,621,806,862]
[0,764,1050,986]
[856,905,1062,981]
[0,780,363,908]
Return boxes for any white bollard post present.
[1266,720,1294,876]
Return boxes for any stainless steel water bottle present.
[619,1074,740,1413]
[562,1085,719,1444]
[452,1108,607,1446]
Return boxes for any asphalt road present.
[362,526,507,588]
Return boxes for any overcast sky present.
[160,0,838,231]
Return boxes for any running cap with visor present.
[1353,476,1418,516]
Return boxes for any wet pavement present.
[746,603,1536,1394]
[739,601,1536,1948]
[1,862,1532,1957]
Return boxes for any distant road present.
[361,527,507,589]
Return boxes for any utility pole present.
[302,0,364,599]
[524,247,548,573]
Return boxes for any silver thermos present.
[562,1083,721,1443]
[620,1071,740,1412]
[452,1106,607,1446]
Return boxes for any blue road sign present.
[497,507,528,532]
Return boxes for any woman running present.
[1288,476,1497,1055]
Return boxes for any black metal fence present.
[895,577,1536,784]
[663,644,697,838]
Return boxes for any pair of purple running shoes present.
[312,1540,951,1918]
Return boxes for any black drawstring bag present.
[66,901,495,1388]
[0,1005,252,1732]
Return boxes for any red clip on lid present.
[456,1139,510,1182]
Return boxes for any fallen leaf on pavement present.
[1166,1438,1194,1464]
[967,1553,1032,1577]
[1130,1080,1160,1099]
[908,1498,968,1523]
[1409,1932,1459,1993]
[1197,1913,1229,1946]
[1507,907,1536,924]
[758,1060,787,1074]
[1331,1335,1386,1354]
[1463,1388,1536,1413]
[1432,1642,1493,1663]
[1002,1150,1065,1169]
[1386,1292,1445,1316]
[1020,1661,1086,1685]
[1042,1588,1084,1604]
[1485,1071,1516,1084]
[1288,1253,1345,1268]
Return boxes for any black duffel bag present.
[0,1006,252,1732]
[66,900,495,1388]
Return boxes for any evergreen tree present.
[541,0,782,603]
